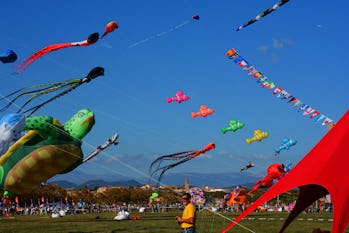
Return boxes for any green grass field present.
[0,210,337,233]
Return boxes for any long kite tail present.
[23,67,104,115]
[24,67,104,115]
[22,83,82,116]
[149,143,215,174]
[0,67,104,115]
[0,80,79,113]
[149,142,216,186]
[83,133,119,163]
[236,0,290,31]
[150,154,195,187]
[15,32,99,74]
[16,42,73,74]
[149,151,193,172]
[148,150,194,186]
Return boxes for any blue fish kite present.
[275,138,297,156]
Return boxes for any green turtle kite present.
[0,109,110,193]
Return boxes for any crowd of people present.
[0,194,184,217]
[0,192,332,219]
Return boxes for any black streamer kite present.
[0,67,104,116]
[236,0,290,32]
[149,143,215,187]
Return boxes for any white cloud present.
[257,38,294,53]
[257,45,269,53]
[272,38,293,48]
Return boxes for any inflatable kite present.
[221,110,349,233]
[166,90,189,104]
[225,48,335,128]
[0,113,26,155]
[248,163,286,195]
[0,67,104,116]
[101,21,118,38]
[0,50,17,63]
[240,161,254,172]
[114,210,131,221]
[149,143,215,187]
[284,162,293,172]
[16,33,99,73]
[191,105,214,118]
[0,108,117,193]
[221,120,244,134]
[236,0,290,31]
[246,129,268,144]
[150,192,159,199]
[149,192,160,205]
[192,14,200,20]
[51,209,66,218]
[189,187,206,207]
[225,186,249,206]
[275,138,297,156]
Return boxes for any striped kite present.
[236,0,290,32]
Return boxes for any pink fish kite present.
[166,91,189,104]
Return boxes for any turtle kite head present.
[64,109,95,139]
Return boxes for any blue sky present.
[1,0,348,186]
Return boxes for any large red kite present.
[16,33,99,74]
[221,110,349,233]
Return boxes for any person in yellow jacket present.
[176,193,196,233]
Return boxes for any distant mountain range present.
[49,179,142,189]
[48,170,260,189]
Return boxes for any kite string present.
[2,28,218,185]
[204,208,256,233]
[27,120,259,233]
[2,41,256,232]
[30,76,270,184]
[3,117,258,233]
[44,120,169,186]
[128,20,191,48]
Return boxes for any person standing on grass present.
[175,193,196,233]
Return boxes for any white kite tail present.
[83,133,119,163]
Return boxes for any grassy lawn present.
[0,210,338,233]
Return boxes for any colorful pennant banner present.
[225,48,335,129]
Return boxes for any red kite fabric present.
[16,33,99,74]
[221,110,349,233]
